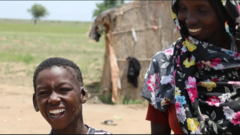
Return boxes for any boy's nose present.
[48,91,61,104]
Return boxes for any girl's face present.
[33,66,87,130]
[177,0,226,42]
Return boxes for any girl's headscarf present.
[171,0,240,134]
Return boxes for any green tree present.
[28,4,49,25]
[93,0,124,18]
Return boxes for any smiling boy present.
[32,57,111,134]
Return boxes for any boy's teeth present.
[49,109,65,114]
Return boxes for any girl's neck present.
[206,29,231,50]
[216,34,231,50]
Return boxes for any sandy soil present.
[0,84,151,134]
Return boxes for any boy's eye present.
[38,91,49,96]
[60,88,71,92]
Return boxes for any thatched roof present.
[89,7,118,42]
[89,2,141,41]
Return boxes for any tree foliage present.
[93,0,124,18]
[28,4,49,25]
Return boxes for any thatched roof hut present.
[89,1,180,103]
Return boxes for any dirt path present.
[0,84,150,134]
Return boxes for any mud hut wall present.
[112,3,147,34]
[110,1,179,102]
[101,1,180,102]
[117,60,152,102]
[112,1,179,59]
[112,30,149,102]
[145,1,180,50]
[111,5,149,102]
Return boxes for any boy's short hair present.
[33,57,83,91]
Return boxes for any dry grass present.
[0,19,105,90]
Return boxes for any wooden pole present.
[100,24,112,101]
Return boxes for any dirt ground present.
[0,84,151,134]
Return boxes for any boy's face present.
[33,66,88,130]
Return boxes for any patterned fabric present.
[141,0,240,134]
[141,44,176,111]
[86,125,112,134]
[49,125,111,135]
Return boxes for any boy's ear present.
[80,87,88,104]
[33,93,39,112]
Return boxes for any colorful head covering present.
[141,0,240,134]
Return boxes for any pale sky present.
[0,1,129,22]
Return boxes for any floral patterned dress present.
[141,37,240,134]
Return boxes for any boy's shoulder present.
[49,125,112,135]
[86,125,112,135]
